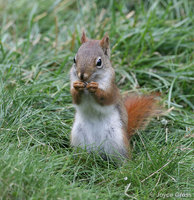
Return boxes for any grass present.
[0,0,193,199]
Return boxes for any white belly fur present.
[71,92,127,158]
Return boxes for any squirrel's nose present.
[78,72,88,81]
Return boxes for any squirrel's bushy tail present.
[124,93,161,138]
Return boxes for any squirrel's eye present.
[73,57,76,64]
[96,57,102,68]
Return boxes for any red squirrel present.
[70,32,160,161]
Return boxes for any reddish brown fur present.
[71,81,85,104]
[124,94,160,138]
[122,129,130,155]
[81,31,88,43]
[71,80,119,106]
[71,88,83,104]
[90,83,119,106]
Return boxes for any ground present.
[0,0,193,199]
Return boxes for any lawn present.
[0,0,193,199]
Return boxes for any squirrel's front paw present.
[73,81,85,91]
[86,82,99,93]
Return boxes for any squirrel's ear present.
[81,31,88,44]
[100,33,110,57]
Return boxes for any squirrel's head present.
[73,32,111,82]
